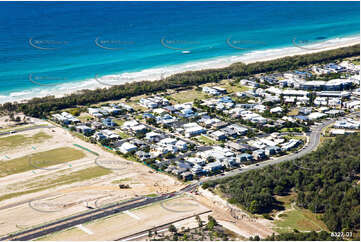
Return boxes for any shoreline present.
[1,35,359,105]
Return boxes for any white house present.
[118,142,137,154]
[270,107,283,114]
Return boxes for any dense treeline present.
[203,134,360,236]
[0,44,359,117]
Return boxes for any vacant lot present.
[195,135,220,145]
[0,132,52,152]
[216,79,250,93]
[169,89,207,104]
[37,195,210,241]
[0,147,85,177]
[0,166,111,202]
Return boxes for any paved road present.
[201,118,336,182]
[0,114,355,240]
[0,125,53,136]
[0,185,197,241]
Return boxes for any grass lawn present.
[351,60,360,65]
[0,131,52,152]
[170,89,207,103]
[195,135,220,145]
[217,79,250,93]
[287,108,299,116]
[113,119,125,126]
[0,147,86,177]
[145,193,158,197]
[128,102,148,112]
[224,84,250,93]
[284,135,306,142]
[280,127,303,132]
[77,113,93,122]
[115,130,130,139]
[273,206,328,233]
[274,193,297,210]
[0,166,111,202]
[0,124,49,133]
[320,136,335,144]
[272,193,329,233]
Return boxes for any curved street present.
[202,118,337,182]
[0,115,351,241]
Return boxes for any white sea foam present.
[0,35,359,104]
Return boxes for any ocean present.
[0,1,359,103]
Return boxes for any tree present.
[195,215,203,228]
[169,225,177,234]
[207,215,217,231]
[273,185,284,195]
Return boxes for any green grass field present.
[280,127,303,132]
[170,89,207,103]
[0,124,49,133]
[272,193,329,233]
[115,130,130,139]
[287,108,299,116]
[0,166,111,202]
[0,131,52,152]
[0,147,86,177]
[273,206,328,233]
[195,135,220,145]
[113,119,125,127]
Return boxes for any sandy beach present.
[0,35,359,105]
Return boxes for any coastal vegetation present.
[0,45,359,118]
[150,215,236,241]
[254,231,340,241]
[202,133,360,240]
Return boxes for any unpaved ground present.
[36,195,210,241]
[196,188,275,239]
[0,121,183,237]
[0,114,31,129]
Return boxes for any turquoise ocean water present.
[0,1,359,102]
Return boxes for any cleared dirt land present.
[0,121,183,237]
[36,194,210,241]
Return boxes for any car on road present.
[255,164,259,166]
[10,131,16,134]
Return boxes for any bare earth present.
[0,120,183,237]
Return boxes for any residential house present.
[118,142,137,154]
